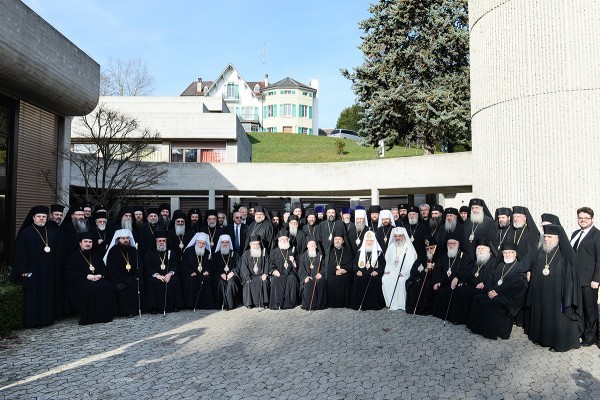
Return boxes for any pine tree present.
[342,0,470,154]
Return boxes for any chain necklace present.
[32,225,51,253]
[221,253,232,272]
[513,223,527,245]
[121,250,132,271]
[497,227,510,250]
[279,248,289,269]
[334,247,344,270]
[80,250,95,273]
[474,259,488,278]
[159,251,167,271]
[446,255,458,277]
[382,225,391,244]
[543,246,560,276]
[497,260,516,285]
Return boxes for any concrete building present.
[0,0,99,263]
[470,0,600,232]
[261,77,318,134]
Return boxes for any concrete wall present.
[0,0,99,116]
[470,0,600,233]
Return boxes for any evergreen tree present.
[342,0,470,154]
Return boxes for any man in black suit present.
[571,207,600,347]
[226,211,247,256]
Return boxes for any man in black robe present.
[212,234,240,310]
[136,207,160,258]
[367,205,380,230]
[510,206,540,261]
[187,208,202,233]
[467,243,527,339]
[270,211,282,236]
[347,208,371,258]
[427,205,444,238]
[396,204,410,228]
[435,207,464,247]
[406,206,428,262]
[66,232,116,325]
[133,205,145,231]
[405,237,438,315]
[105,229,142,318]
[350,230,386,310]
[302,209,319,239]
[431,233,474,322]
[144,231,182,314]
[290,202,306,228]
[62,204,89,253]
[239,235,270,308]
[317,204,346,257]
[113,206,136,237]
[181,232,214,310]
[299,237,326,310]
[10,206,63,328]
[90,211,114,258]
[243,206,274,254]
[157,203,171,231]
[459,206,469,222]
[315,205,325,224]
[286,215,307,254]
[326,232,353,308]
[462,198,496,256]
[269,231,299,309]
[341,207,353,230]
[168,210,195,264]
[526,224,582,352]
[48,204,64,226]
[375,209,395,253]
[201,209,224,253]
[494,207,513,252]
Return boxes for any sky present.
[22,0,373,128]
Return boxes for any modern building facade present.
[0,0,99,263]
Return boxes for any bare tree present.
[100,57,156,96]
[47,105,168,214]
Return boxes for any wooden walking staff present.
[444,251,464,326]
[388,253,407,311]
[135,243,142,318]
[414,244,436,315]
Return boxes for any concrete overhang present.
[0,0,99,116]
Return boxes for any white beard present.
[278,242,290,250]
[427,252,434,261]
[408,216,419,225]
[195,247,205,257]
[175,225,185,236]
[121,219,133,232]
[289,226,298,236]
[250,248,262,258]
[503,256,516,264]
[476,252,491,264]
[364,245,374,253]
[355,221,365,231]
[470,211,484,224]
[543,243,558,254]
[308,249,317,258]
[97,223,106,231]
[220,247,230,255]
[447,247,459,259]
[444,219,457,232]
[208,222,217,228]
[254,216,265,223]
[513,220,525,229]
[157,244,167,252]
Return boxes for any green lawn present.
[248,132,423,163]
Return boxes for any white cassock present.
[382,227,418,310]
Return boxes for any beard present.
[254,215,265,223]
[34,221,46,227]
[97,223,106,231]
[195,246,205,257]
[288,226,298,236]
[157,244,167,252]
[513,220,525,229]
[428,217,440,231]
[408,216,419,225]
[444,219,457,233]
[278,242,290,250]
[175,225,185,236]
[543,243,558,254]
[503,256,516,264]
[121,218,133,232]
[159,216,170,229]
[250,248,262,258]
[74,219,88,234]
[327,215,335,222]
[394,238,406,248]
[447,247,459,259]
[364,244,373,253]
[135,219,144,228]
[355,221,365,231]
[308,249,317,258]
[334,243,343,250]
[208,222,217,228]
[308,220,315,226]
[470,210,484,224]
[427,252,434,261]
[118,243,130,251]
[476,252,491,264]
[498,220,510,228]
[220,247,230,255]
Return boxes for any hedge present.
[0,284,23,336]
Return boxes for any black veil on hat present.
[512,205,539,242]
[469,198,493,219]
[541,213,561,226]
[169,209,187,229]
[19,205,50,233]
[291,202,304,217]
[474,237,498,258]
[495,207,512,219]
[113,205,133,225]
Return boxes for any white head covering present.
[354,209,367,225]
[377,210,397,228]
[357,230,382,269]
[215,234,232,253]
[185,232,211,256]
[384,227,418,273]
[103,228,136,264]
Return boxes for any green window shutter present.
[263,106,267,118]
[280,90,283,94]
[235,107,240,115]
[274,105,277,117]
[309,128,312,134]
[254,107,259,119]
[234,84,239,98]
[309,106,313,119]
[292,104,296,117]
[279,104,283,116]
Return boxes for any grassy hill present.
[247,132,423,163]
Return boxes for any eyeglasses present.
[234,216,241,219]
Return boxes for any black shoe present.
[548,347,556,352]
[581,341,594,347]
[127,313,135,318]
[150,310,157,315]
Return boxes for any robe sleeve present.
[562,260,583,321]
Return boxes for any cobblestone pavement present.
[0,307,599,399]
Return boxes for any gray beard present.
[308,249,317,258]
[355,222,365,231]
[278,242,290,250]
[470,211,484,224]
[208,222,216,228]
[220,247,230,255]
[498,220,510,228]
[74,219,88,234]
[250,248,262,258]
[447,247,459,259]
[175,225,185,236]
[408,216,418,225]
[254,216,264,223]
[157,244,167,252]
[476,252,491,264]
[513,221,525,229]
[327,215,335,222]
[195,247,205,257]
[503,257,516,264]
[427,252,434,261]
[445,219,457,232]
[334,244,343,250]
[428,217,440,230]
[121,219,133,232]
[97,223,106,231]
[288,226,298,236]
[543,243,558,254]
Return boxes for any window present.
[282,90,293,95]
[185,149,198,163]
[267,127,276,132]
[200,149,225,162]
[299,105,309,118]
[171,147,226,163]
[283,126,292,133]
[225,83,239,99]
[267,105,276,117]
[282,104,292,116]
[254,84,260,92]
[299,127,308,134]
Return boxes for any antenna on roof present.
[260,42,268,78]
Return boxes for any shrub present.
[334,138,346,155]
[0,264,23,336]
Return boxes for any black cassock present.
[181,247,214,309]
[212,250,241,310]
[346,225,370,258]
[405,255,435,315]
[467,260,527,339]
[447,255,495,324]
[90,225,114,259]
[66,249,116,325]
[350,250,386,311]
[317,220,346,256]
[106,245,143,317]
[431,251,476,323]
[299,251,326,310]
[325,244,353,308]
[527,249,582,351]
[244,222,274,254]
[168,228,195,264]
[269,247,299,310]
[239,251,270,307]
[10,224,63,327]
[144,249,183,313]
[288,230,308,255]
[375,225,394,254]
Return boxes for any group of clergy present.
[10,199,599,353]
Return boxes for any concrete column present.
[371,188,379,205]
[170,197,180,211]
[56,116,72,204]
[208,189,216,209]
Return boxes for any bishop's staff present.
[414,245,436,315]
[308,254,322,314]
[387,253,407,311]
[444,251,464,326]
[163,250,171,316]
[258,247,267,312]
[135,243,142,318]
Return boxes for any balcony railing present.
[237,113,259,121]
[222,94,239,101]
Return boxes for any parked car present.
[329,129,361,140]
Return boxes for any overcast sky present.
[22,0,372,128]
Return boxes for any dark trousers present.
[581,286,599,344]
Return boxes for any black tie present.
[235,225,240,250]
[573,230,584,251]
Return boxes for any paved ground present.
[0,307,598,399]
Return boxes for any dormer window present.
[254,84,260,92]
